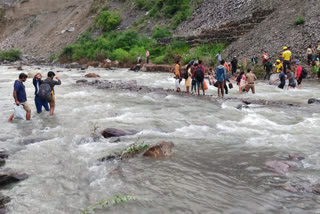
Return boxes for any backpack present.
[301,68,308,79]
[182,69,188,80]
[38,83,52,102]
[194,66,204,82]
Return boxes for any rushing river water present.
[1,65,320,214]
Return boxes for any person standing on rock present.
[261,51,269,66]
[275,59,283,73]
[8,73,31,122]
[231,56,238,76]
[282,46,292,74]
[264,58,273,80]
[185,63,192,93]
[195,60,205,96]
[146,50,150,64]
[245,69,257,94]
[306,45,313,66]
[33,73,49,114]
[216,60,226,97]
[295,61,303,88]
[174,60,181,92]
[43,71,61,116]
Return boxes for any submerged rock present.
[76,79,88,84]
[101,128,138,139]
[308,98,320,104]
[265,160,301,175]
[143,141,174,158]
[0,194,10,214]
[0,168,28,186]
[85,73,100,78]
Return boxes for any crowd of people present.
[8,71,61,122]
[173,44,320,97]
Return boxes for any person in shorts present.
[8,73,31,122]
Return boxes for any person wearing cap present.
[282,46,292,74]
[275,59,283,73]
[231,56,238,76]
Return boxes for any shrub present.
[0,49,22,62]
[294,16,305,25]
[76,30,93,44]
[95,10,121,32]
[49,53,57,62]
[153,55,166,64]
[152,26,172,39]
[111,48,130,62]
[134,0,154,10]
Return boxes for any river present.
[1,65,320,214]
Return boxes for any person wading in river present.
[33,73,49,114]
[8,73,31,122]
[273,68,286,89]
[43,71,61,116]
[174,60,182,92]
[295,61,303,88]
[231,56,238,76]
[216,60,226,98]
[194,60,205,96]
[245,69,257,94]
[264,58,273,80]
[286,68,296,89]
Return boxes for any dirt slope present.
[0,0,94,58]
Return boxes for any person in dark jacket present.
[43,71,61,116]
[231,56,238,76]
[33,73,49,114]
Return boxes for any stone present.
[101,128,138,138]
[0,194,10,212]
[17,66,23,71]
[70,62,81,69]
[308,98,320,104]
[143,141,174,158]
[81,64,88,70]
[0,168,28,186]
[67,27,75,32]
[76,79,88,84]
[85,73,100,78]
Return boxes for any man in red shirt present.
[261,51,269,66]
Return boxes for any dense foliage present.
[94,10,121,32]
[152,26,172,39]
[294,16,305,25]
[0,49,22,62]
[60,29,224,66]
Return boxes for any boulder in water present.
[0,168,28,186]
[143,141,174,158]
[76,79,88,84]
[85,73,100,78]
[0,194,10,213]
[308,98,320,104]
[17,66,23,71]
[101,128,138,138]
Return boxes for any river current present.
[1,66,320,214]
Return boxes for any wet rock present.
[70,62,81,69]
[129,64,141,72]
[0,149,8,160]
[288,154,305,161]
[312,184,320,194]
[0,194,10,213]
[101,128,138,139]
[17,66,23,71]
[308,98,320,104]
[143,141,174,158]
[141,64,174,73]
[0,168,28,186]
[81,64,88,70]
[76,79,88,84]
[85,73,100,78]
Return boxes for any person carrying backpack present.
[216,60,226,97]
[194,60,205,95]
[42,71,61,116]
[33,73,49,114]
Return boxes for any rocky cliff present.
[1,0,319,62]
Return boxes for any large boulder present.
[85,73,101,78]
[101,128,137,139]
[143,141,174,158]
[0,168,28,186]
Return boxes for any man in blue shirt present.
[8,73,31,122]
[273,68,286,89]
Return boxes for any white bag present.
[13,104,26,120]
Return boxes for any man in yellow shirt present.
[282,46,292,74]
[275,60,283,73]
